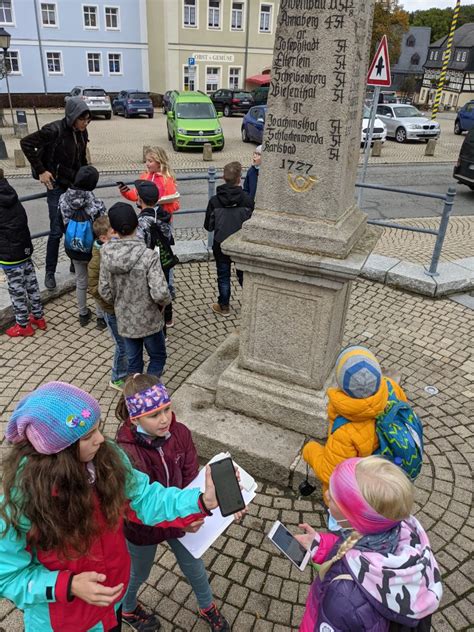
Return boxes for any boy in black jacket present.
[204,161,254,316]
[0,170,46,337]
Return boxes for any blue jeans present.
[45,186,66,274]
[123,539,213,612]
[103,312,128,382]
[213,242,243,307]
[123,330,166,376]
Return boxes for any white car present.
[361,106,387,146]
[376,104,440,143]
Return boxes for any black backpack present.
[147,210,179,271]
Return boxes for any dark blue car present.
[112,90,154,118]
[241,105,267,144]
[455,100,474,134]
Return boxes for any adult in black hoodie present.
[204,161,254,316]
[20,98,91,289]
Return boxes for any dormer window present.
[410,53,420,65]
[406,35,415,47]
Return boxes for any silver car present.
[65,86,112,119]
[376,104,440,143]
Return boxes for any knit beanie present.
[6,382,101,454]
[335,345,382,399]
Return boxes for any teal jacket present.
[0,448,202,632]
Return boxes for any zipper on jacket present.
[158,447,170,487]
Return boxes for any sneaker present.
[6,323,35,337]
[44,272,56,290]
[211,303,230,317]
[79,308,92,327]
[29,314,47,330]
[96,317,107,330]
[109,378,125,391]
[199,603,230,631]
[122,604,161,631]
[165,318,174,327]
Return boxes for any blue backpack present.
[64,209,94,261]
[331,380,424,480]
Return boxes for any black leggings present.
[108,607,122,632]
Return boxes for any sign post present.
[359,35,391,207]
[187,57,196,91]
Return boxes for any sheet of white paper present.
[180,453,257,559]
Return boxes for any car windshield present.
[393,106,422,118]
[176,102,216,119]
[363,106,372,118]
[129,92,149,99]
[234,92,252,99]
[83,89,106,97]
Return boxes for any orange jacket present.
[302,377,407,501]
[120,171,180,215]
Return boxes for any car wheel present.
[454,119,463,135]
[215,140,225,152]
[162,106,167,114]
[172,135,180,152]
[148,113,154,119]
[241,126,250,142]
[105,112,112,120]
[167,126,172,141]
[124,109,130,118]
[224,105,231,117]
[395,127,407,143]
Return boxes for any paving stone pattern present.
[0,262,473,631]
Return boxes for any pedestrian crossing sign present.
[367,35,391,86]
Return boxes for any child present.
[0,381,219,632]
[99,202,170,376]
[59,165,106,327]
[116,374,230,632]
[0,169,46,337]
[204,162,254,317]
[243,145,261,201]
[297,456,442,631]
[303,345,408,502]
[88,215,128,391]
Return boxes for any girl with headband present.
[297,456,442,632]
[0,382,219,632]
[115,374,233,632]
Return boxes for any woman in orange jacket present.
[303,345,408,502]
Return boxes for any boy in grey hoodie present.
[99,202,171,377]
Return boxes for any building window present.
[83,5,98,28]
[0,0,13,24]
[406,35,415,47]
[46,51,62,74]
[206,66,220,93]
[184,0,197,27]
[208,0,220,28]
[4,50,20,73]
[410,53,420,65]
[259,4,272,33]
[105,6,119,29]
[429,50,439,61]
[184,65,196,91]
[41,3,57,26]
[108,52,121,74]
[229,67,240,89]
[87,52,102,74]
[231,1,243,30]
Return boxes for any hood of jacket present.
[345,515,442,624]
[327,377,392,424]
[215,183,249,208]
[0,178,19,208]
[65,98,90,127]
[60,188,98,212]
[73,165,99,191]
[100,237,145,275]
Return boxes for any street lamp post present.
[0,27,15,127]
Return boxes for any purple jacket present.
[117,414,200,545]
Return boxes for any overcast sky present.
[401,0,464,11]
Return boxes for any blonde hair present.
[319,531,362,580]
[145,146,174,179]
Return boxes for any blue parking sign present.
[188,57,195,66]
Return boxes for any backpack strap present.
[331,415,350,434]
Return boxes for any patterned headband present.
[125,383,171,420]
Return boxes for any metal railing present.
[25,166,456,277]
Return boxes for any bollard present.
[203,143,213,161]
[371,140,383,157]
[425,139,437,157]
[13,123,29,139]
[142,145,151,162]
[0,135,8,159]
[14,149,26,167]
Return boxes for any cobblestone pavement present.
[1,261,473,632]
[0,109,464,177]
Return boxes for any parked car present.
[361,106,387,146]
[65,87,112,119]
[453,128,474,190]
[454,100,474,134]
[162,90,177,115]
[166,91,224,152]
[112,90,154,118]
[251,86,269,105]
[210,89,253,117]
[241,105,267,144]
[376,104,440,143]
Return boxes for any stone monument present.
[173,0,380,485]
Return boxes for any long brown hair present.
[115,373,162,423]
[0,438,130,559]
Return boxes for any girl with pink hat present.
[297,456,442,632]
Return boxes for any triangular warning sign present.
[367,35,391,86]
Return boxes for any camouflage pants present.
[4,259,43,326]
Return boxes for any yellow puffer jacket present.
[302,377,407,501]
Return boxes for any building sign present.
[193,53,235,63]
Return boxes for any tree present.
[371,0,410,63]
[399,75,417,98]
[409,4,474,43]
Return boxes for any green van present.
[166,91,225,151]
